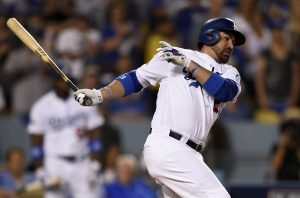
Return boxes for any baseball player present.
[74,18,246,198]
[27,71,105,198]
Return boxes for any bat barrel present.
[7,18,93,106]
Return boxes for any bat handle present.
[66,79,79,91]
[66,80,93,106]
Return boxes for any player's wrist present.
[92,89,103,104]
[187,61,198,71]
[183,57,192,69]
[99,87,113,101]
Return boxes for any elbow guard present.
[203,73,238,102]
[31,145,44,160]
[115,70,143,96]
[89,139,103,153]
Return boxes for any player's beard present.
[211,45,232,64]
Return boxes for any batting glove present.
[74,89,103,106]
[157,41,191,68]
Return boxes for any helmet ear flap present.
[197,28,221,48]
[204,29,220,46]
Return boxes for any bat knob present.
[83,97,93,106]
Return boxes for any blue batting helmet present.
[197,18,246,48]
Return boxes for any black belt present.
[149,128,203,153]
[59,155,86,162]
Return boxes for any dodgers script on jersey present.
[136,48,241,144]
[28,91,104,157]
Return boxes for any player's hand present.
[34,167,46,179]
[74,89,103,106]
[86,160,101,187]
[157,41,191,68]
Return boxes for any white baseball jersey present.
[28,91,104,157]
[136,48,241,144]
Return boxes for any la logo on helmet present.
[233,22,238,30]
[225,18,238,31]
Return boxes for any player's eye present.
[224,35,235,45]
[232,39,236,45]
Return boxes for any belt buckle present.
[195,144,202,152]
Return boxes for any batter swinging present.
[74,18,246,198]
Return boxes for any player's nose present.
[227,39,234,49]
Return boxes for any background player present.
[27,69,105,198]
[74,18,245,198]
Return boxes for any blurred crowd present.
[0,147,158,197]
[0,0,300,197]
[0,0,299,121]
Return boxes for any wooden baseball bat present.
[6,18,92,105]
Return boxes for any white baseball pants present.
[44,157,99,198]
[143,129,230,198]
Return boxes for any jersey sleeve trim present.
[203,73,239,102]
[31,145,44,160]
[115,70,143,96]
[88,139,103,153]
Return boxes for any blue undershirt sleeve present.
[203,73,238,102]
[88,139,103,153]
[31,145,44,160]
[115,70,143,96]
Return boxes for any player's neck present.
[200,47,218,62]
